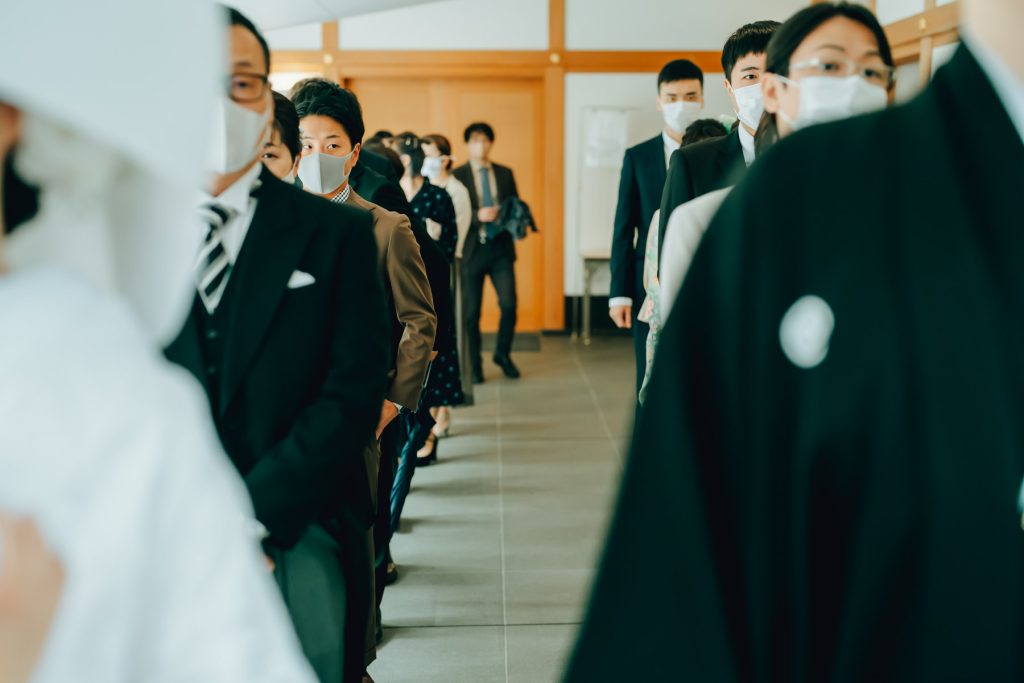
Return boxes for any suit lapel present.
[461,165,480,210]
[219,173,317,415]
[715,130,743,183]
[165,303,209,394]
[649,136,667,196]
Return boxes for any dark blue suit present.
[610,134,668,390]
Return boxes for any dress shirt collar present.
[330,184,352,205]
[962,32,1024,145]
[738,125,756,167]
[470,159,493,172]
[662,131,679,168]
[200,162,262,214]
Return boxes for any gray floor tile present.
[370,626,506,683]
[381,570,505,627]
[504,569,593,625]
[506,624,578,683]
[374,337,634,682]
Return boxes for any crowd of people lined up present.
[0,2,529,682]
[570,0,1024,680]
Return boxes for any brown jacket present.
[347,190,436,410]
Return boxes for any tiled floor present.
[368,336,635,683]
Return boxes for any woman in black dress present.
[396,134,464,456]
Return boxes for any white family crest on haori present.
[779,295,835,369]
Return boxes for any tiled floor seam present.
[496,379,510,683]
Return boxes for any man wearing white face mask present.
[656,21,779,253]
[165,8,390,683]
[609,59,703,390]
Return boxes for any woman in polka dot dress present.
[397,134,465,462]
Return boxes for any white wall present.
[564,72,736,296]
[875,0,957,26]
[566,0,806,51]
[338,0,548,50]
[265,22,323,50]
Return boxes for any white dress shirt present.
[662,131,679,169]
[738,125,756,167]
[963,32,1024,145]
[197,162,262,264]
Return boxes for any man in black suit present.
[454,121,521,382]
[656,21,780,252]
[609,59,704,390]
[165,10,388,683]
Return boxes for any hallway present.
[370,337,634,682]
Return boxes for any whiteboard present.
[573,105,645,260]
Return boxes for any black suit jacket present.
[657,129,745,251]
[610,134,667,300]
[357,150,401,186]
[351,162,454,353]
[568,46,1024,681]
[166,167,390,548]
[453,161,519,263]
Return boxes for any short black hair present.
[681,118,729,147]
[657,59,703,92]
[721,20,781,81]
[293,82,366,146]
[363,141,405,179]
[271,91,301,160]
[225,6,270,73]
[464,122,495,143]
[373,130,394,140]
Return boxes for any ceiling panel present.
[230,0,442,30]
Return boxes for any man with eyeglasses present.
[165,7,389,683]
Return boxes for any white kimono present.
[0,267,317,683]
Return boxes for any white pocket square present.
[287,270,316,289]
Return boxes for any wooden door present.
[346,76,545,333]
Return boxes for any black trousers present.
[630,266,649,394]
[462,239,517,365]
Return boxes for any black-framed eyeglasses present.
[227,72,269,103]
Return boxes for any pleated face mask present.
[777,75,887,131]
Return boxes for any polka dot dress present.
[412,183,465,408]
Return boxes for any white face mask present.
[206,96,270,175]
[421,156,444,180]
[661,101,703,134]
[779,75,888,131]
[297,150,354,195]
[732,82,765,131]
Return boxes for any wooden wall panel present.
[347,77,546,333]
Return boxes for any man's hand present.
[0,514,64,683]
[609,305,632,329]
[477,206,499,223]
[376,400,400,440]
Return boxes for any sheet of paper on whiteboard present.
[583,108,629,169]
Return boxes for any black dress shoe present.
[472,364,485,384]
[493,355,521,379]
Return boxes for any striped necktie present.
[195,202,236,314]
